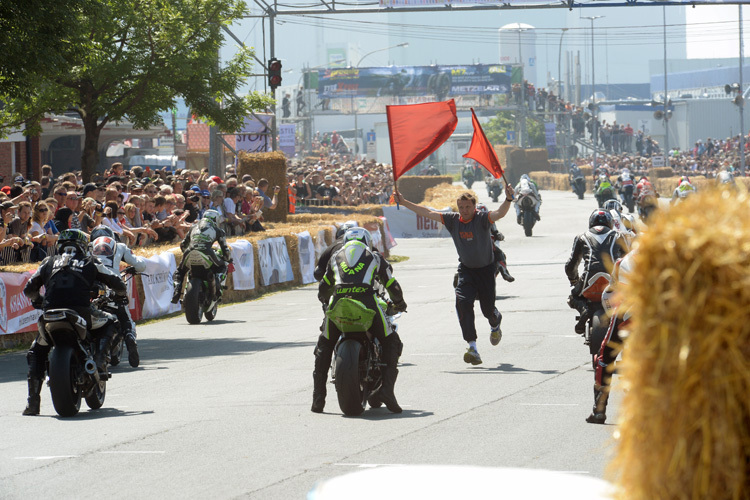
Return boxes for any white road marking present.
[519,403,579,406]
[100,451,165,454]
[409,353,455,356]
[333,463,402,468]
[15,455,79,460]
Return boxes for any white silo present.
[499,23,537,86]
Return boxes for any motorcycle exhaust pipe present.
[84,358,97,375]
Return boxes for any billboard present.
[317,64,513,99]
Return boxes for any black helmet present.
[57,228,90,255]
[91,224,116,242]
[589,209,613,229]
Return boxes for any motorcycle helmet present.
[90,224,116,242]
[476,203,489,214]
[589,209,613,229]
[91,236,116,259]
[679,176,691,186]
[335,220,359,239]
[520,174,531,182]
[57,228,90,255]
[603,199,623,214]
[203,209,223,226]
[717,170,735,185]
[343,227,372,250]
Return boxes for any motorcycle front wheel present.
[184,277,203,324]
[334,340,366,416]
[522,209,535,237]
[49,345,82,417]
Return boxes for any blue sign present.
[506,130,516,143]
[366,132,376,142]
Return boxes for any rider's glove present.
[32,299,43,310]
[392,299,408,313]
[125,266,136,275]
[569,277,579,286]
[115,294,130,305]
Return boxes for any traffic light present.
[268,58,282,91]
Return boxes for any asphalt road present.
[0,183,622,499]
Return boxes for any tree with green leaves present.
[0,0,273,181]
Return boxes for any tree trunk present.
[81,114,101,183]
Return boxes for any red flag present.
[463,108,504,179]
[386,100,458,181]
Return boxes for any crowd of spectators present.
[0,162,282,265]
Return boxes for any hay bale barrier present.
[237,151,288,223]
[396,176,453,204]
[610,188,750,499]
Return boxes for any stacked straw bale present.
[610,188,750,499]
[237,151,288,223]
[397,176,453,204]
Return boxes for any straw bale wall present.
[610,188,750,499]
[396,176,453,204]
[237,151,288,223]
[494,146,550,185]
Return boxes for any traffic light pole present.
[269,12,277,152]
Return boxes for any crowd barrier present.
[0,219,397,344]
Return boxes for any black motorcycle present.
[462,167,475,189]
[571,175,585,200]
[619,184,635,213]
[576,272,611,368]
[486,176,502,202]
[330,298,402,416]
[517,193,538,237]
[180,248,229,324]
[39,291,120,417]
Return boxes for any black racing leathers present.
[564,227,627,287]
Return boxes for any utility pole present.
[582,16,603,170]
[663,6,670,167]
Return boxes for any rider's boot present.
[311,348,329,413]
[585,384,609,424]
[498,263,515,283]
[125,332,139,368]
[170,280,182,304]
[379,338,403,414]
[22,376,43,416]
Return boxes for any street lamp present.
[582,16,603,170]
[353,42,409,158]
[557,28,569,98]
[510,24,528,148]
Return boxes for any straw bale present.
[528,172,569,191]
[396,176,453,204]
[649,167,674,178]
[422,184,477,211]
[237,150,288,223]
[610,187,750,500]
[579,166,593,177]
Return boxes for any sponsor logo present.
[336,286,369,294]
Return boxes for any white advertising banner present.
[0,271,42,335]
[381,205,450,238]
[379,216,397,250]
[141,252,181,319]
[235,114,273,153]
[364,222,384,253]
[314,229,330,260]
[229,240,255,290]
[296,231,317,285]
[279,123,296,158]
[257,237,294,286]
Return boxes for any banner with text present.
[0,272,42,335]
[279,123,296,158]
[141,252,181,319]
[381,206,450,238]
[314,229,331,260]
[235,114,273,153]
[296,232,317,284]
[317,64,512,99]
[229,240,255,290]
[257,237,295,286]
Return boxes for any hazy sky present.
[686,5,746,59]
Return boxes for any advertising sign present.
[279,123,296,158]
[235,114,273,153]
[317,64,512,99]
[0,272,42,335]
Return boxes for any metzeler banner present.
[317,64,512,99]
[257,237,294,286]
[296,232,316,285]
[381,206,450,238]
[0,272,42,335]
[229,240,255,290]
[141,252,181,319]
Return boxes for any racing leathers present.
[564,227,628,334]
[171,218,232,304]
[96,242,146,367]
[22,251,127,415]
[312,240,407,414]
[514,175,542,222]
[671,179,697,203]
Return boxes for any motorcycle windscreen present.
[326,298,376,333]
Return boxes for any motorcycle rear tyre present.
[334,340,366,416]
[523,209,535,237]
[205,304,218,322]
[49,345,82,417]
[589,309,608,366]
[184,278,203,324]
[85,378,107,410]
